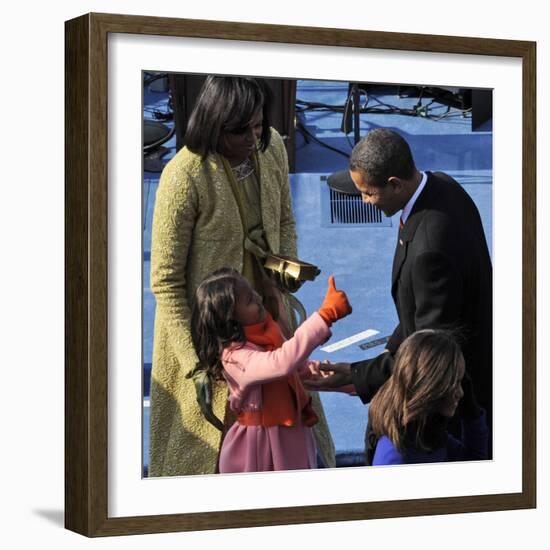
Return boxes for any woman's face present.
[221,110,263,165]
[438,358,466,418]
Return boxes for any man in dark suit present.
[307,128,493,459]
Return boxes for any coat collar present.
[399,171,435,243]
[391,172,435,287]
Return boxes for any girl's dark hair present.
[185,76,273,159]
[190,267,247,379]
[369,329,465,453]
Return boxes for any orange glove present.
[318,276,352,326]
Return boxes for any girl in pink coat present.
[191,267,352,473]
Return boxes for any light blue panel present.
[143,180,159,255]
[142,180,150,230]
[143,260,155,366]
[406,133,492,173]
[319,393,369,456]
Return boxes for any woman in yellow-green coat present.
[149,76,335,476]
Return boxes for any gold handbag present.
[263,254,321,293]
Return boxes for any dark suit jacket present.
[351,171,493,421]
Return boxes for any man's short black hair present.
[350,128,416,187]
[185,76,273,159]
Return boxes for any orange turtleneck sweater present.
[237,314,319,428]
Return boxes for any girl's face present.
[438,358,466,417]
[234,279,266,326]
[221,109,263,165]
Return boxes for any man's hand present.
[302,360,337,379]
[303,361,352,389]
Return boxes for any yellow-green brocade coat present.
[149,128,335,476]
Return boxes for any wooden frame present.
[65,12,536,537]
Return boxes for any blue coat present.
[372,411,489,465]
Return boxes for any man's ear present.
[387,176,404,193]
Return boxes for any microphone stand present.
[327,82,361,195]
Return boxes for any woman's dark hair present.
[349,128,416,187]
[190,267,247,379]
[185,76,273,159]
[369,329,465,453]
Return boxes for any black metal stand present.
[327,83,362,195]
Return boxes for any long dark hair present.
[185,76,273,159]
[190,268,247,379]
[369,329,465,453]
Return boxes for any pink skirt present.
[218,423,317,473]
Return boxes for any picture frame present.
[65,12,536,537]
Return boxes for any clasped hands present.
[303,360,354,393]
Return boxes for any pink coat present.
[219,312,331,473]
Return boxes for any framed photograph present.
[65,12,536,537]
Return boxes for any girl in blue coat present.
[369,329,488,466]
